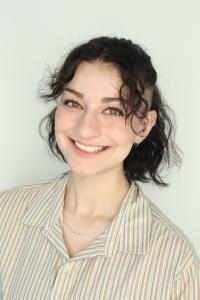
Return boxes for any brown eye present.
[105,107,124,116]
[62,100,81,108]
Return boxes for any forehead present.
[66,61,123,97]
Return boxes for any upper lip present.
[70,138,109,147]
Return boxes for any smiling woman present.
[0,36,199,299]
[53,60,149,180]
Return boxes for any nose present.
[76,110,102,138]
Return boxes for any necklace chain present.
[62,174,108,236]
[62,218,111,236]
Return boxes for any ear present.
[134,110,157,144]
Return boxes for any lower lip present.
[69,138,111,157]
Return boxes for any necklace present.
[62,218,111,236]
[62,173,113,236]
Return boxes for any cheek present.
[54,110,60,128]
[111,124,135,150]
[119,132,135,160]
[124,135,135,153]
[117,120,136,144]
[121,127,136,155]
[55,108,73,130]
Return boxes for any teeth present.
[75,141,107,152]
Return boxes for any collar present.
[104,182,152,256]
[21,173,68,228]
[21,171,152,257]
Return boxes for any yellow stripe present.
[0,171,199,299]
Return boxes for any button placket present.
[50,261,76,299]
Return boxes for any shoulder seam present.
[0,178,55,194]
[149,201,198,258]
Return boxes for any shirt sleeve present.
[171,257,200,299]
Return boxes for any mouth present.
[69,138,111,157]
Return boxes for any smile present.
[75,141,107,152]
[69,138,111,157]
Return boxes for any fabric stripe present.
[0,171,199,299]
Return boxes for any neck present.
[64,167,130,221]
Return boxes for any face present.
[55,60,147,177]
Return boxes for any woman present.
[0,36,199,299]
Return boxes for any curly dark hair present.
[38,36,182,187]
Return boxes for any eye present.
[62,100,81,108]
[61,100,124,117]
[105,107,124,117]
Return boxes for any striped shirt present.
[0,171,199,299]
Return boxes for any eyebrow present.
[63,87,124,103]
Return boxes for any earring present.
[134,143,139,148]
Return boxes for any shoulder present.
[150,197,197,252]
[0,179,52,206]
[0,173,67,217]
[139,189,200,279]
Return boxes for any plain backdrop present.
[0,0,199,256]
